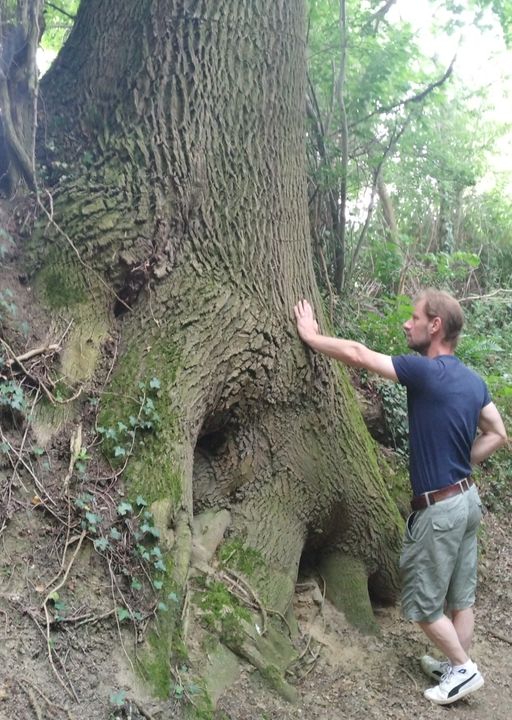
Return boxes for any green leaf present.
[117,607,131,622]
[153,580,163,590]
[131,578,142,591]
[94,537,109,552]
[149,377,161,390]
[110,527,122,541]
[135,495,147,507]
[114,445,126,457]
[85,511,100,527]
[109,689,127,707]
[117,501,133,516]
[74,493,93,509]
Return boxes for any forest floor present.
[0,490,510,720]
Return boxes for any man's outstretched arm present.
[471,402,508,465]
[294,299,398,382]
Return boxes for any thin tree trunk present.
[333,0,348,293]
[0,0,42,193]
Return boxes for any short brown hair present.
[417,289,464,347]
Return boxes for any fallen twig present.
[486,628,512,646]
[42,530,86,600]
[41,530,87,701]
[0,337,56,405]
[18,678,76,720]
[5,343,60,367]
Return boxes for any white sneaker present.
[420,655,451,682]
[424,662,484,705]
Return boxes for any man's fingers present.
[294,299,316,325]
[294,300,304,317]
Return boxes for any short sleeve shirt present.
[391,354,491,496]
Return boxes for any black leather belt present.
[411,477,474,511]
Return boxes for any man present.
[294,289,507,705]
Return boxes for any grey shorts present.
[400,484,482,623]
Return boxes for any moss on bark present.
[319,552,380,635]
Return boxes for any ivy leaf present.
[117,501,133,516]
[149,377,161,390]
[110,527,122,541]
[94,537,109,552]
[85,511,100,528]
[117,607,131,622]
[109,689,127,707]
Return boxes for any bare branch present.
[351,56,457,128]
[366,0,397,32]
[45,2,76,22]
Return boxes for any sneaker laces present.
[439,666,454,685]
[438,661,451,676]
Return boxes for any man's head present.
[403,289,464,355]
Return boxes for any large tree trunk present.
[32,0,402,697]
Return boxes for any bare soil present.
[1,199,511,720]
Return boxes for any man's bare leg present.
[450,607,474,653]
[418,616,468,666]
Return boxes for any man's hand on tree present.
[294,299,319,344]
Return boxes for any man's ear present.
[430,316,442,335]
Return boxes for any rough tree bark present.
[32,0,403,696]
[0,0,42,193]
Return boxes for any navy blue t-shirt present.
[391,354,491,496]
